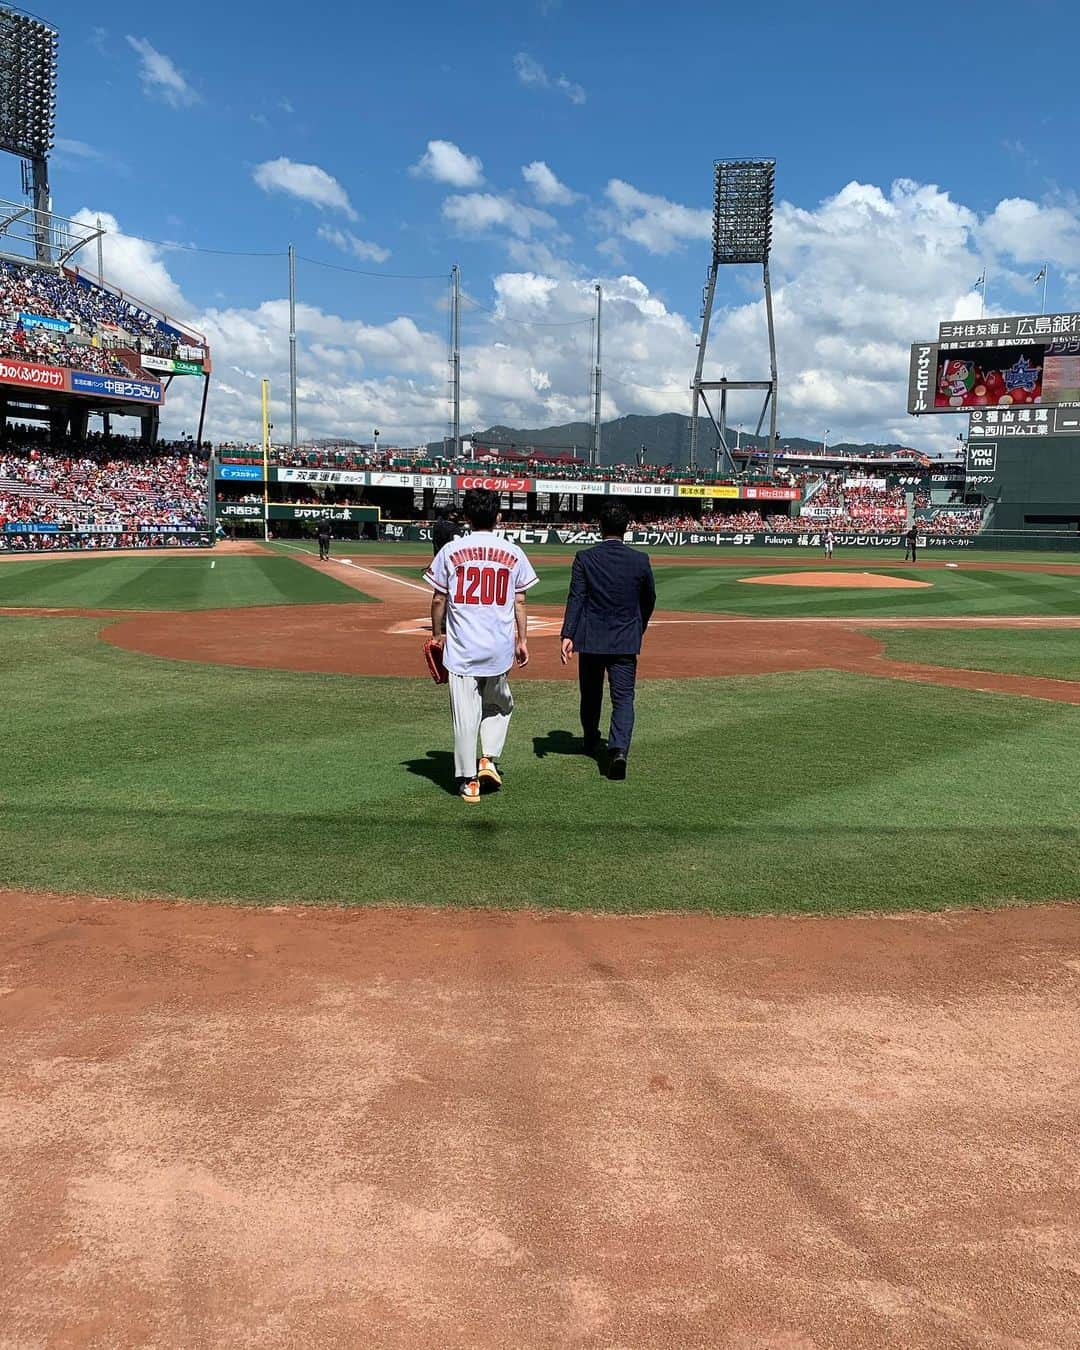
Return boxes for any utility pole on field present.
[592,284,602,470]
[288,243,298,452]
[261,378,271,542]
[451,264,461,460]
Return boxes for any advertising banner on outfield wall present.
[369,472,452,490]
[217,464,263,481]
[0,358,69,392]
[456,475,532,492]
[533,478,607,495]
[677,484,740,499]
[382,524,977,549]
[609,482,676,498]
[744,485,801,501]
[965,441,998,491]
[277,467,368,487]
[268,505,379,523]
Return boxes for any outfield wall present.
[381,523,1080,552]
[0,529,211,553]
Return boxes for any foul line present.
[274,540,433,595]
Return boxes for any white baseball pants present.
[449,672,514,779]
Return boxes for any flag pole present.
[1042,264,1048,316]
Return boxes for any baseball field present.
[2,540,1078,1346]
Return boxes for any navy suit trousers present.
[579,653,637,755]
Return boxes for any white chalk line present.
[275,541,432,595]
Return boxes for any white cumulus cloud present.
[70,209,188,319]
[73,184,1080,453]
[522,161,578,207]
[980,196,1080,268]
[410,140,484,188]
[600,179,712,255]
[252,158,356,219]
[125,36,200,109]
[442,193,556,240]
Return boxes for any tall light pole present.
[592,284,602,470]
[288,244,298,453]
[451,265,461,459]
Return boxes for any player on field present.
[425,488,538,803]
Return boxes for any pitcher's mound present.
[742,571,932,589]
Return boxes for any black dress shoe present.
[607,752,628,780]
[582,734,601,756]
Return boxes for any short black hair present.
[462,487,499,531]
[599,503,630,538]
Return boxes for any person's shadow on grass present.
[402,750,457,794]
[533,730,606,773]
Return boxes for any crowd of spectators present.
[0,530,207,553]
[917,507,983,536]
[0,260,202,379]
[0,435,206,533]
[0,322,130,375]
[802,474,909,529]
[219,441,804,489]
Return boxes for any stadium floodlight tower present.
[689,159,777,473]
[0,5,57,265]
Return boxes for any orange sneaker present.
[477,757,502,792]
[458,778,481,803]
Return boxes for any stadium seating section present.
[0,259,196,381]
[0,435,206,536]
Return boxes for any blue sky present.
[11,0,1080,448]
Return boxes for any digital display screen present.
[934,341,1080,410]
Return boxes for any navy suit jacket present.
[561,539,656,656]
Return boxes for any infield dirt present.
[95,551,1080,703]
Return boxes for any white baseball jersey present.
[425,531,539,677]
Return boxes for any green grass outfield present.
[0,553,367,610]
[0,549,1075,914]
[381,560,1080,619]
[872,628,1080,681]
[0,616,1076,914]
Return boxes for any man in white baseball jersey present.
[425,488,538,803]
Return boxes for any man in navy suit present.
[560,503,656,780]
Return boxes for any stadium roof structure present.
[0,195,102,267]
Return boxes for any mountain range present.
[427,414,923,465]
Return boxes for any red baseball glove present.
[424,638,448,685]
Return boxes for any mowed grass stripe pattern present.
[275,538,1080,567]
[0,619,1076,913]
[871,628,1080,681]
[456,564,1080,619]
[0,555,369,610]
